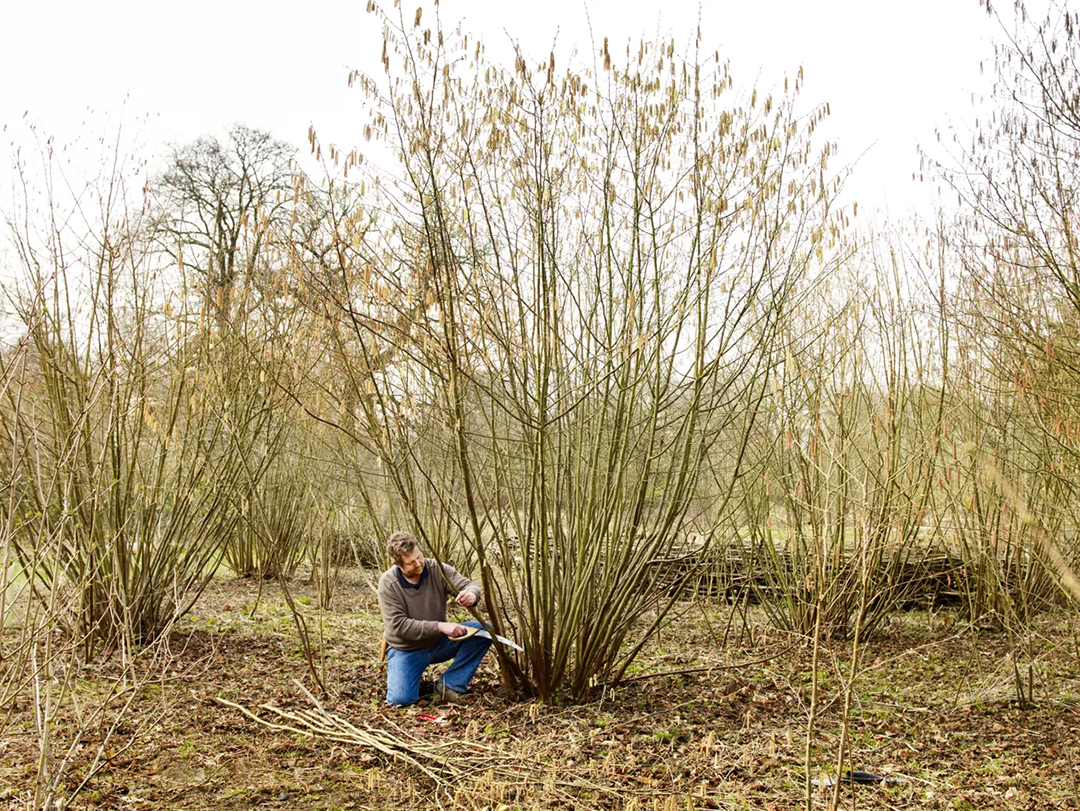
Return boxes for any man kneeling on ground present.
[377,531,492,705]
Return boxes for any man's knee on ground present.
[386,682,420,706]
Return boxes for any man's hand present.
[437,621,468,638]
[455,590,478,607]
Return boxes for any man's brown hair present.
[387,531,421,565]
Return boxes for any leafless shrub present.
[292,5,844,701]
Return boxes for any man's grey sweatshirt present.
[377,559,482,651]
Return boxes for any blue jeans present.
[385,621,493,706]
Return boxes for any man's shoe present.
[435,680,466,703]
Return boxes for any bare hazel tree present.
[926,0,1080,624]
[0,125,281,809]
[0,131,273,656]
[747,241,948,641]
[297,3,843,701]
[153,124,328,584]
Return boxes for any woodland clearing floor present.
[3,570,1080,810]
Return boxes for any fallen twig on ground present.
[214,679,483,784]
[600,643,795,687]
[213,678,531,786]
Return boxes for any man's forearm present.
[445,566,482,605]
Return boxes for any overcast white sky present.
[1,0,998,221]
